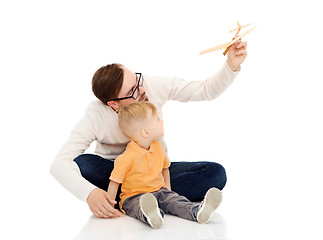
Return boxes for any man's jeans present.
[74,154,227,203]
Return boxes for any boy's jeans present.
[122,187,200,223]
[74,154,227,202]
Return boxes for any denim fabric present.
[122,188,200,224]
[169,161,227,201]
[74,154,227,203]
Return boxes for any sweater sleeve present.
[50,104,98,202]
[165,62,239,102]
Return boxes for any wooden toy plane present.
[200,21,256,55]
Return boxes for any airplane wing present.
[200,25,256,55]
[199,42,231,55]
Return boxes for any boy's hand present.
[87,188,123,218]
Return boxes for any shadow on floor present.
[74,213,228,240]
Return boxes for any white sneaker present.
[197,188,222,224]
[139,193,163,229]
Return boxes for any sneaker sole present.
[197,188,222,224]
[140,193,163,229]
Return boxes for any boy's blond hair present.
[118,101,157,138]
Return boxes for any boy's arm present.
[162,168,171,190]
[107,180,120,207]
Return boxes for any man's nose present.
[139,86,145,95]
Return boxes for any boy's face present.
[145,111,164,139]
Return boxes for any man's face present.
[108,67,147,111]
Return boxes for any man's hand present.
[227,38,248,72]
[87,188,124,218]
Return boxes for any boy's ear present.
[141,128,150,138]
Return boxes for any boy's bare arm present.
[162,168,171,190]
[107,180,120,207]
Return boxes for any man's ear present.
[107,101,119,111]
[141,128,150,138]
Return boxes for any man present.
[50,39,247,218]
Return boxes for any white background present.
[1,0,322,239]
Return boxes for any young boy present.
[107,102,222,229]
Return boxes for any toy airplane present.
[200,21,256,55]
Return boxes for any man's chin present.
[139,95,148,102]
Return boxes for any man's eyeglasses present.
[109,73,144,101]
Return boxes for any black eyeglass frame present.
[108,73,144,102]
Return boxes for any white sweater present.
[50,62,239,202]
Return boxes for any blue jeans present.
[74,154,227,203]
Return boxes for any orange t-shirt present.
[110,140,171,210]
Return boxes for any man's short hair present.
[92,63,124,105]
